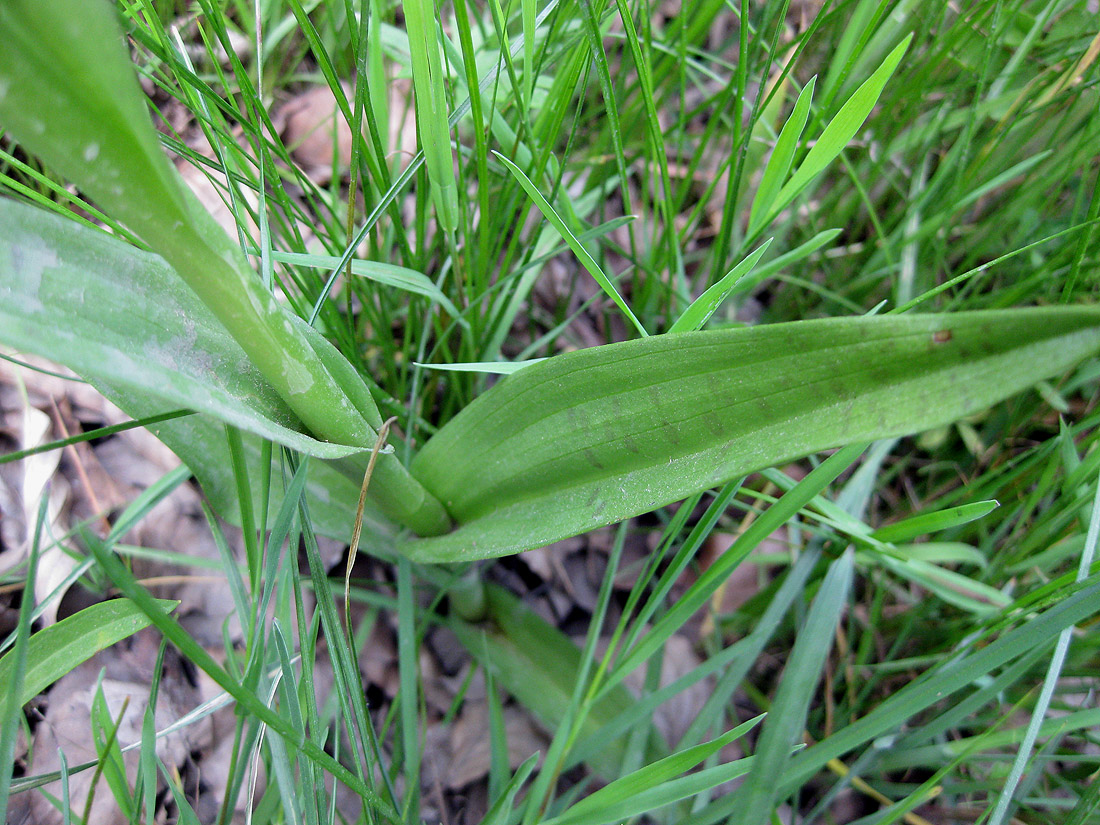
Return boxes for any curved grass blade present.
[413,359,546,374]
[85,535,401,821]
[668,240,772,333]
[728,551,853,824]
[777,573,1100,797]
[405,307,1100,562]
[257,249,462,319]
[404,0,459,232]
[872,500,1000,544]
[753,36,911,238]
[494,151,648,338]
[733,228,842,299]
[449,584,659,780]
[542,718,762,825]
[748,77,816,238]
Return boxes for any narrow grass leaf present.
[735,228,842,297]
[258,249,461,317]
[449,584,655,779]
[90,683,136,820]
[780,574,1100,794]
[988,468,1100,825]
[0,410,191,467]
[0,500,44,825]
[544,718,762,825]
[396,557,422,816]
[890,542,988,567]
[872,500,1000,543]
[406,307,1100,562]
[85,537,401,821]
[483,753,539,825]
[748,78,816,237]
[403,0,459,232]
[878,556,1010,613]
[0,599,179,709]
[412,359,546,374]
[731,551,853,822]
[761,36,911,234]
[1065,767,1100,825]
[493,151,648,337]
[669,240,773,333]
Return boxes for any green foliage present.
[0,599,178,710]
[406,308,1100,560]
[2,0,1099,822]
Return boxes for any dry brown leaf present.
[422,699,546,791]
[0,397,78,626]
[280,84,355,184]
[28,636,199,825]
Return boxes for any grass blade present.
[755,36,912,237]
[748,77,816,237]
[403,0,459,233]
[668,239,773,333]
[872,500,1001,543]
[494,150,648,338]
[729,551,854,822]
[543,718,762,825]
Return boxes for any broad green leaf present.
[872,500,1000,543]
[108,399,391,549]
[405,307,1100,562]
[748,77,816,237]
[0,198,444,534]
[494,151,649,338]
[0,599,178,708]
[0,198,354,459]
[668,240,772,333]
[757,36,912,234]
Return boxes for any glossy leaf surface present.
[406,307,1100,561]
[0,199,357,460]
[0,198,430,536]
